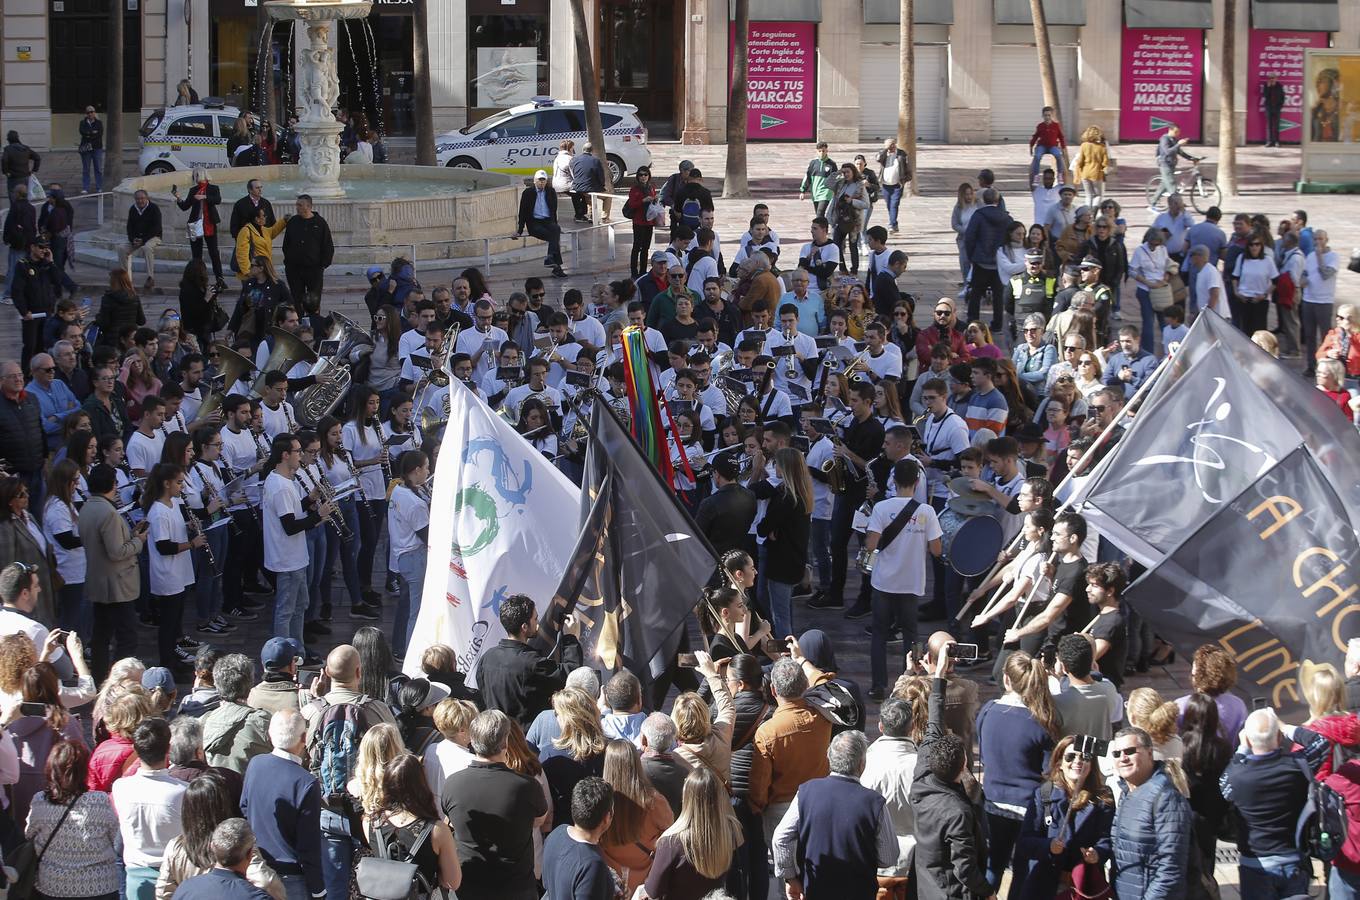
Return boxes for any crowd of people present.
[0,110,1355,900]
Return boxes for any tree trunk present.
[723,0,750,198]
[1218,0,1239,196]
[898,0,919,196]
[412,8,435,165]
[1030,0,1061,120]
[570,0,613,198]
[106,0,124,185]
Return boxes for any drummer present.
[938,448,994,627]
[966,436,1026,540]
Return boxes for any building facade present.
[2,0,1358,154]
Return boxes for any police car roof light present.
[530,96,558,108]
[201,97,227,109]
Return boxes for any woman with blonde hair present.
[1301,660,1347,725]
[672,651,736,785]
[976,650,1059,890]
[348,722,404,815]
[1252,329,1281,358]
[951,182,982,281]
[753,447,813,640]
[1011,734,1115,898]
[641,766,742,900]
[1316,302,1360,387]
[600,738,674,892]
[88,687,155,791]
[544,687,607,825]
[1127,687,1184,761]
[1072,125,1111,207]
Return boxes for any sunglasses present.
[1023,327,1041,334]
[529,292,546,299]
[1109,746,1142,759]
[1088,404,1106,413]
[10,562,36,576]
[1063,751,1093,764]
[1063,345,1082,353]
[1249,242,1264,248]
[934,310,951,317]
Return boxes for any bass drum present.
[948,515,1004,578]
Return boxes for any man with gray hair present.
[200,653,272,774]
[1220,708,1329,898]
[861,697,919,881]
[168,819,273,900]
[166,715,246,800]
[241,709,324,900]
[772,730,896,900]
[1109,726,1192,899]
[1190,244,1226,319]
[441,709,549,900]
[640,711,692,816]
[749,657,832,847]
[25,351,78,451]
[121,188,163,291]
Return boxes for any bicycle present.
[1145,159,1222,214]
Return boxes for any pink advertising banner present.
[1119,28,1204,142]
[728,21,817,142]
[1247,30,1330,144]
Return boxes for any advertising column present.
[1119,27,1204,142]
[1246,30,1330,145]
[728,21,817,142]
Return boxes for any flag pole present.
[955,351,1176,624]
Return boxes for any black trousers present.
[92,600,138,682]
[286,265,325,312]
[966,266,1004,328]
[190,233,224,280]
[828,493,860,603]
[1266,108,1283,145]
[223,509,263,610]
[630,223,655,278]
[155,589,187,668]
[526,219,563,266]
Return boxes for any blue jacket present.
[240,751,325,896]
[1102,349,1157,398]
[25,377,79,449]
[1011,783,1115,900]
[171,868,273,900]
[963,205,1013,269]
[1110,764,1192,900]
[975,700,1054,812]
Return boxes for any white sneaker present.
[0,298,11,307]
[1146,205,1160,214]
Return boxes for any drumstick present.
[1004,552,1058,647]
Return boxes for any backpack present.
[354,820,435,900]
[680,197,702,229]
[804,679,863,735]
[1275,250,1301,309]
[1296,755,1348,862]
[309,697,380,810]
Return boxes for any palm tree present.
[1030,0,1063,170]
[570,0,613,199]
[724,0,751,198]
[413,8,434,164]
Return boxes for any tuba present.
[709,349,746,418]
[193,344,256,424]
[294,312,375,425]
[249,327,318,399]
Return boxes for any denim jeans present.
[765,577,795,641]
[1237,858,1309,899]
[320,808,355,900]
[394,545,427,658]
[1030,144,1064,179]
[871,589,919,691]
[273,567,309,649]
[58,582,91,645]
[754,543,773,624]
[809,517,832,590]
[1135,286,1162,352]
[324,496,364,609]
[80,148,105,193]
[881,183,904,229]
[1332,865,1360,900]
[278,874,313,900]
[193,525,227,623]
[125,865,158,900]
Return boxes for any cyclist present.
[1148,123,1198,212]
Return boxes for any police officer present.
[1007,250,1057,330]
[11,236,61,374]
[1076,256,1114,342]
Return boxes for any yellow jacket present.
[234,217,288,278]
[1073,140,1109,183]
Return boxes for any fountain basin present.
[263,0,373,20]
[78,163,527,272]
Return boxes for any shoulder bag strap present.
[735,702,771,751]
[38,800,78,864]
[878,499,922,553]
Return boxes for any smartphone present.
[1252,696,1270,710]
[762,637,787,659]
[677,652,698,668]
[18,702,46,717]
[947,643,980,661]
[913,642,927,661]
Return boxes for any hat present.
[366,265,384,279]
[533,169,549,180]
[650,250,668,263]
[712,453,742,481]
[1079,255,1103,269]
[1024,250,1045,262]
[679,160,694,171]
[933,297,956,311]
[407,678,451,711]
[1013,422,1045,444]
[261,636,304,672]
[141,667,176,694]
[1075,205,1092,218]
[1059,184,1077,195]
[30,236,49,248]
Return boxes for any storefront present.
[1245,0,1337,144]
[337,1,416,136]
[48,0,142,115]
[466,0,549,125]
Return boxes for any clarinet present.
[368,418,392,486]
[341,447,372,503]
[182,503,216,570]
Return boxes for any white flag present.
[402,382,580,684]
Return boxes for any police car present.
[137,100,241,175]
[435,97,650,185]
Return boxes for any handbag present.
[208,295,230,333]
[1148,281,1174,312]
[1062,861,1112,900]
[353,820,435,900]
[8,798,76,897]
[187,218,205,241]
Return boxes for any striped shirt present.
[963,387,1008,437]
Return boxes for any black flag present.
[1125,446,1360,709]
[546,401,717,677]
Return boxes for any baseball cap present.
[366,265,384,280]
[141,667,177,694]
[650,250,668,263]
[261,636,304,672]
[1059,184,1077,195]
[533,169,549,180]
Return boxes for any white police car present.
[435,97,650,185]
[137,100,241,175]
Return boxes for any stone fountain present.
[263,0,371,199]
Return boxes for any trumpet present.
[842,349,872,382]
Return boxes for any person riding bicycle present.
[1149,124,1198,212]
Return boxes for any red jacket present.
[1030,120,1067,150]
[915,324,972,365]
[628,184,657,227]
[87,735,140,792]
[1317,328,1360,377]
[1325,760,1360,874]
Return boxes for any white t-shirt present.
[773,332,818,395]
[504,384,563,422]
[43,498,85,584]
[219,426,264,507]
[919,411,970,500]
[1304,250,1340,305]
[455,326,510,381]
[161,411,187,436]
[398,328,428,362]
[687,255,720,297]
[805,436,835,520]
[1195,265,1226,317]
[423,740,475,796]
[866,344,904,381]
[387,483,429,569]
[148,498,195,595]
[179,386,205,422]
[1232,255,1279,300]
[868,498,943,595]
[545,343,584,389]
[342,420,387,502]
[568,314,607,352]
[260,399,299,439]
[186,462,230,531]
[400,347,433,384]
[1032,184,1061,226]
[126,430,166,476]
[263,470,307,574]
[753,387,792,421]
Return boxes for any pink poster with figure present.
[1246,30,1329,144]
[1119,27,1204,142]
[729,21,817,142]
